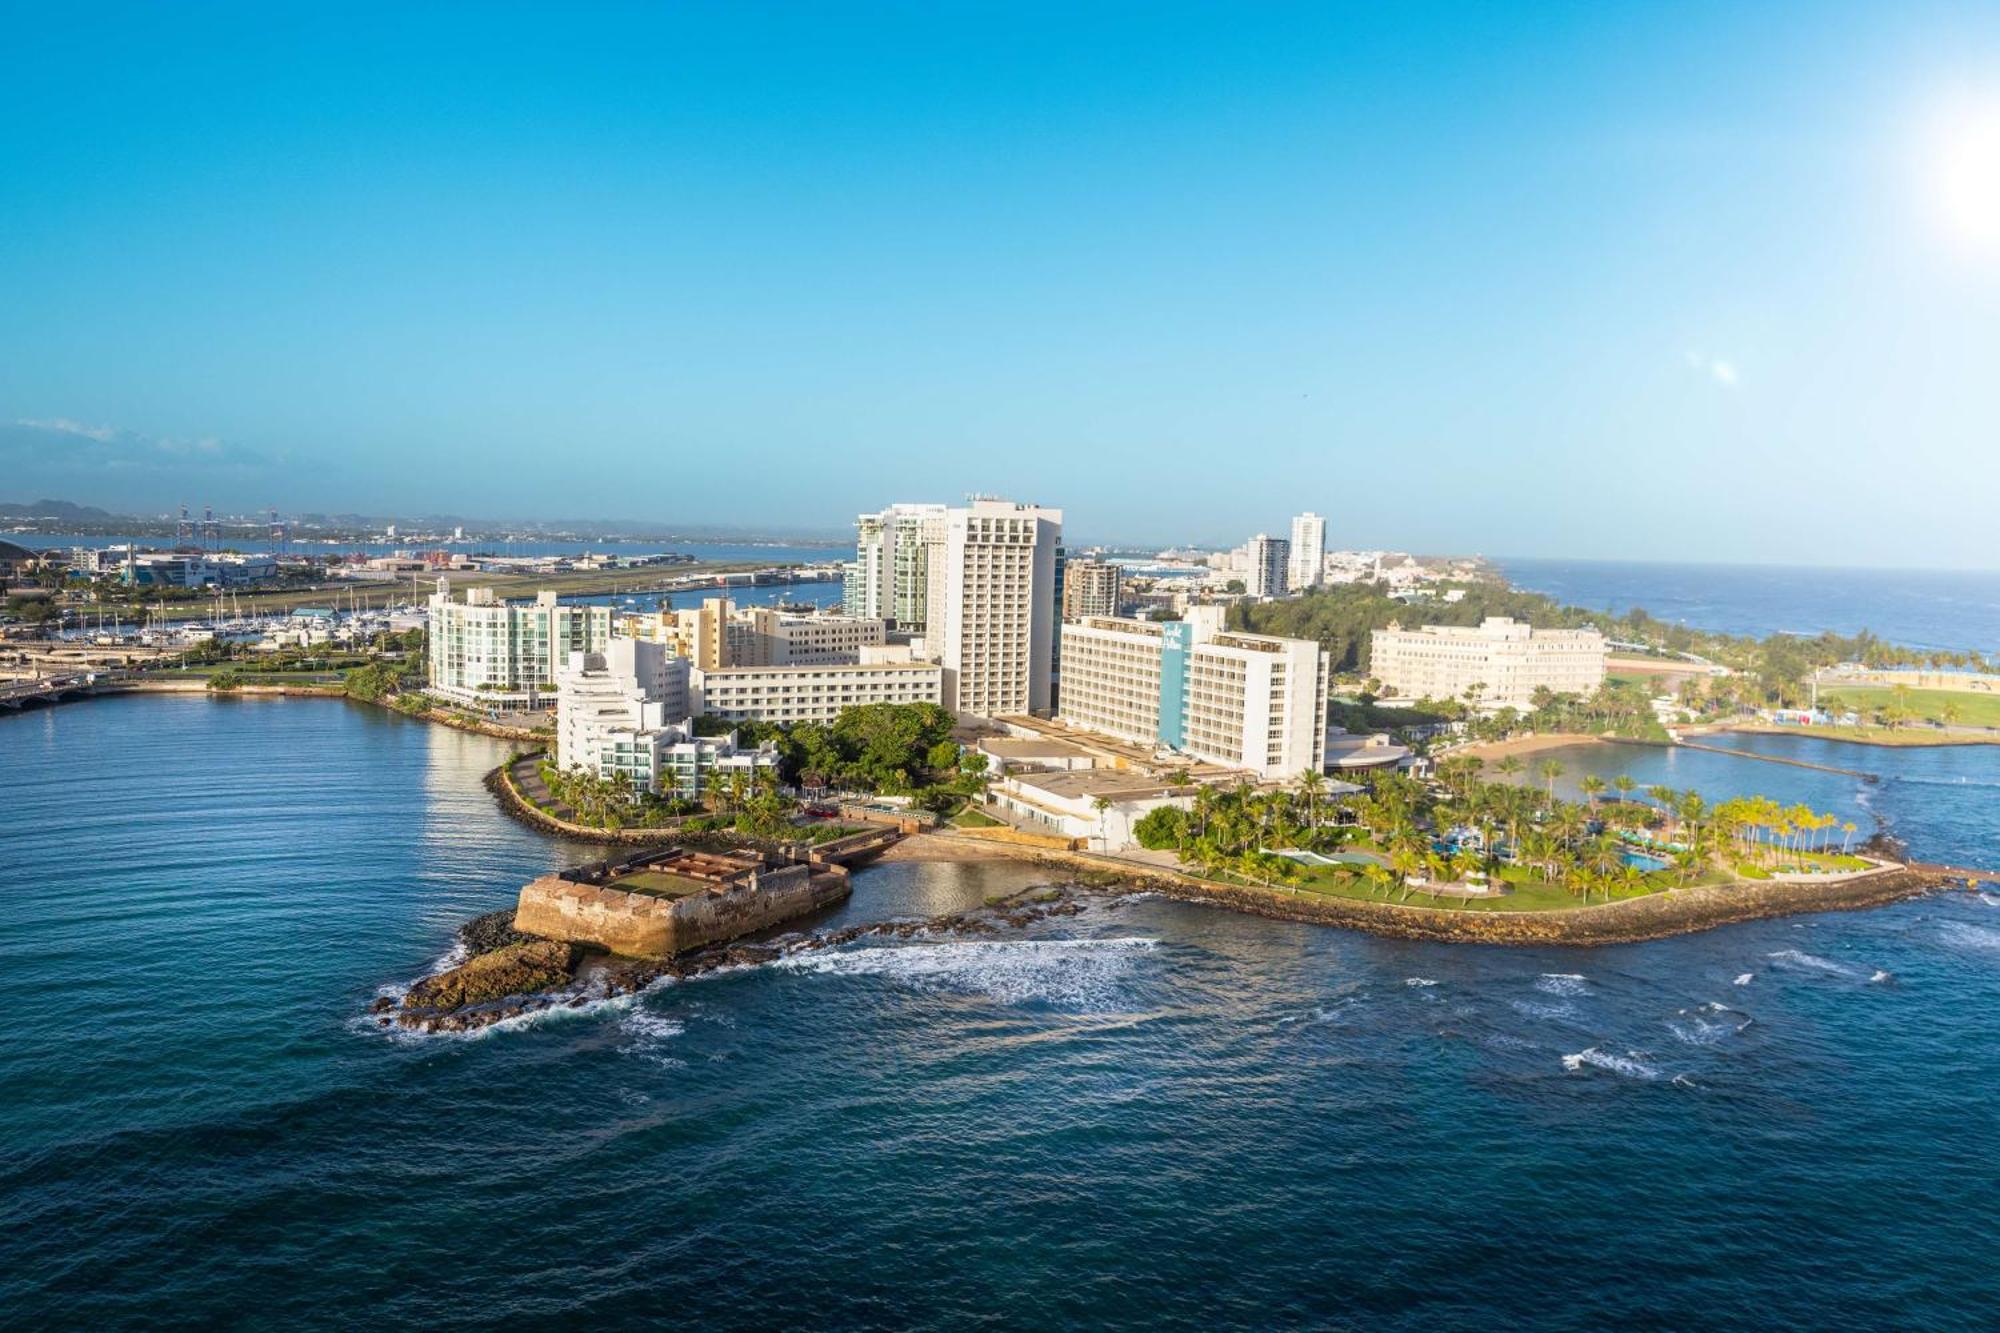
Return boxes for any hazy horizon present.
[5,3,1999,567]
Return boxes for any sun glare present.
[1929,96,2000,256]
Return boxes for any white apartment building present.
[1058,614,1329,780]
[1246,534,1290,599]
[844,502,948,632]
[689,658,945,725]
[427,580,612,709]
[925,499,1063,718]
[1062,558,1124,620]
[555,645,773,798]
[554,639,690,770]
[1369,616,1608,709]
[1288,513,1326,591]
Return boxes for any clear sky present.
[3,2,1998,561]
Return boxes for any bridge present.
[0,672,103,709]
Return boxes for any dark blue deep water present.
[1499,557,2000,652]
[4,698,1999,1328]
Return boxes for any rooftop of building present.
[1002,767,1192,804]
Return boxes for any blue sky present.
[2,2,1997,562]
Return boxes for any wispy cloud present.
[1682,351,1739,389]
[18,417,120,443]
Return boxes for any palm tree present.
[1092,795,1113,851]
[1537,758,1564,805]
[1580,774,1607,809]
[1295,768,1327,831]
[1496,754,1525,785]
[1841,820,1857,854]
[1612,774,1636,806]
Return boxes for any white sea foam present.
[775,936,1157,1007]
[1733,972,1754,986]
[1938,921,2000,953]
[1510,998,1576,1022]
[1766,948,1856,977]
[1978,892,2000,908]
[1535,972,1588,997]
[1868,970,1895,984]
[1667,1011,1731,1046]
[1561,1047,1661,1080]
[1404,977,1440,988]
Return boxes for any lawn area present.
[610,871,707,899]
[1817,684,2000,729]
[1224,858,1737,912]
[952,806,1004,828]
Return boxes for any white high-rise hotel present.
[1059,611,1329,780]
[1288,512,1326,590]
[845,498,1063,717]
[928,499,1063,716]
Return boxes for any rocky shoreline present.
[881,832,1966,948]
[376,887,1095,1034]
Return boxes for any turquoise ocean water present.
[3,696,1998,1328]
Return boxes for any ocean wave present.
[1561,1047,1661,1080]
[1535,973,1589,997]
[774,936,1157,1007]
[1666,1004,1747,1045]
[1510,998,1577,1022]
[1766,948,1858,978]
[618,1009,688,1067]
[1732,972,1754,986]
[1404,977,1439,988]
[1938,921,2000,953]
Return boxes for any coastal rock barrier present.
[916,839,1959,947]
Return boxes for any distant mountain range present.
[0,499,125,522]
[0,497,848,545]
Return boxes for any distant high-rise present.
[1062,559,1123,620]
[843,503,947,632]
[1246,534,1290,599]
[926,499,1063,717]
[1288,513,1325,590]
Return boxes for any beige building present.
[1057,614,1329,780]
[1062,558,1124,619]
[622,598,885,670]
[689,659,944,726]
[1369,616,1607,708]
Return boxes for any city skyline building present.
[1246,533,1290,599]
[926,498,1063,717]
[1288,513,1326,591]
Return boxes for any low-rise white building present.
[555,644,773,798]
[989,768,1196,851]
[1369,616,1607,709]
[689,659,945,726]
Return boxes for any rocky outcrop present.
[459,908,532,957]
[397,940,579,1030]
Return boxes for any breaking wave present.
[1938,921,2000,953]
[1535,973,1589,997]
[1766,949,1858,977]
[775,936,1158,1007]
[1561,1047,1661,1080]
